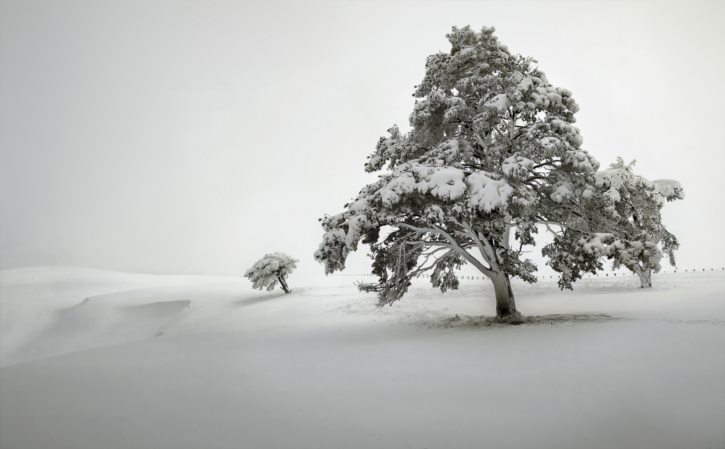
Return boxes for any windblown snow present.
[1,267,724,449]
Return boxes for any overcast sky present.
[1,0,724,280]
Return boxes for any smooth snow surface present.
[1,267,724,449]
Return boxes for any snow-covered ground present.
[1,267,724,449]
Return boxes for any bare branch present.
[398,222,493,277]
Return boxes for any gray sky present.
[1,0,724,280]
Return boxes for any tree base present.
[494,311,525,325]
[636,269,652,289]
[278,276,291,294]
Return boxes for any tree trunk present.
[491,272,521,322]
[278,276,291,294]
[635,267,652,288]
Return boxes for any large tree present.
[315,26,600,320]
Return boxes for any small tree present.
[315,26,600,320]
[244,253,298,294]
[543,159,683,288]
[597,161,683,287]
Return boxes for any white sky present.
[1,0,724,281]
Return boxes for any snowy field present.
[1,267,724,449]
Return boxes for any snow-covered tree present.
[597,161,683,287]
[315,26,600,320]
[543,159,683,288]
[244,253,298,294]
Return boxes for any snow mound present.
[7,289,191,365]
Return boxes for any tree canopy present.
[544,159,683,288]
[245,252,298,294]
[315,26,606,318]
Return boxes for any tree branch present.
[398,222,493,277]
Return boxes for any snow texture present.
[466,172,514,212]
[2,267,724,449]
[653,178,685,201]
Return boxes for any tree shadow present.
[425,313,621,329]
[233,291,289,308]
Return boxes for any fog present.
[1,0,724,280]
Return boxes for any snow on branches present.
[315,26,602,318]
[653,179,685,202]
[316,25,683,313]
[244,253,298,294]
[544,158,683,288]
